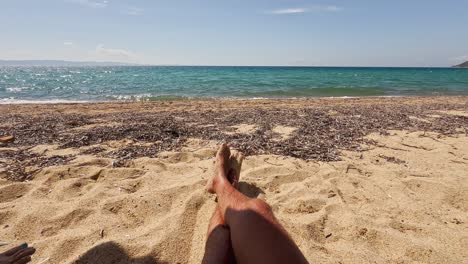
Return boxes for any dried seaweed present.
[0,98,467,181]
[80,146,106,155]
[0,149,75,181]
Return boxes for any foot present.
[227,151,244,189]
[206,144,231,194]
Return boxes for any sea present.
[1,66,467,103]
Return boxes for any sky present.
[0,0,467,67]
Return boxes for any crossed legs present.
[203,144,308,264]
[202,208,235,264]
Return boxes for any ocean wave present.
[0,98,90,104]
[0,95,415,104]
[6,87,30,92]
[105,94,192,101]
[1,66,467,101]
[231,87,388,97]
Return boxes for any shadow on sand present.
[72,183,266,264]
[72,241,167,264]
[238,182,265,198]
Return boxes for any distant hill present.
[0,60,140,67]
[453,61,468,68]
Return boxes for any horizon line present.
[0,60,459,68]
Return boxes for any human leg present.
[201,207,234,264]
[207,144,308,264]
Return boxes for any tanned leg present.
[207,144,308,264]
[202,145,236,264]
[201,207,234,264]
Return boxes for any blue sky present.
[0,0,467,66]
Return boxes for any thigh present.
[227,206,308,264]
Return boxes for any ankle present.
[214,175,230,194]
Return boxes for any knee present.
[207,225,230,244]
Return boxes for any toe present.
[217,144,231,165]
[228,151,244,187]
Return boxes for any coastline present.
[1,94,468,105]
[1,96,467,263]
[1,95,467,111]
[0,95,420,105]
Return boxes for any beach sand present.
[0,97,467,263]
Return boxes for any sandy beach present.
[0,96,467,263]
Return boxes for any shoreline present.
[1,94,468,105]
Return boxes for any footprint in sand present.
[76,158,112,167]
[285,199,327,214]
[11,207,93,241]
[0,210,16,226]
[0,183,32,203]
[264,171,311,192]
[389,220,422,233]
[303,213,329,243]
[39,208,94,237]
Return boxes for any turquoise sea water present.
[0,66,467,103]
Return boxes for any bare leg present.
[203,145,241,264]
[202,207,234,264]
[207,144,308,264]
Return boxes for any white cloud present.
[125,7,143,16]
[96,44,134,58]
[270,8,308,15]
[268,5,342,15]
[451,55,468,63]
[69,0,109,9]
[319,5,342,12]
[63,41,74,46]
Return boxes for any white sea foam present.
[106,93,153,101]
[6,87,29,92]
[0,98,90,104]
[0,95,411,105]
